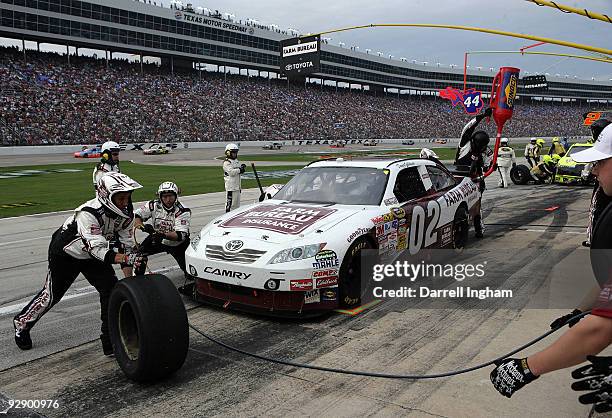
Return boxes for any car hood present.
[207,201,371,244]
[558,156,582,167]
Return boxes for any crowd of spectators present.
[0,47,596,146]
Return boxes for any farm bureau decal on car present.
[220,205,336,235]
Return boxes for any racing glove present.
[138,224,156,235]
[572,356,612,413]
[123,252,148,269]
[239,164,246,174]
[550,309,583,330]
[490,358,539,398]
[512,162,517,168]
[151,232,165,245]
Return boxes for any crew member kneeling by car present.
[13,173,146,356]
[133,181,191,275]
[490,125,612,403]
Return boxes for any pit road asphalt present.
[0,151,608,418]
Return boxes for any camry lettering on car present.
[203,266,252,280]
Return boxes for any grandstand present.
[0,0,610,145]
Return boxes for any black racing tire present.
[339,237,373,308]
[108,274,189,382]
[510,164,530,185]
[452,205,469,250]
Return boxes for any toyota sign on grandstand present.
[280,35,321,77]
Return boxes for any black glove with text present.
[124,252,147,269]
[572,356,612,413]
[138,224,156,235]
[550,309,583,330]
[239,164,246,174]
[490,358,539,398]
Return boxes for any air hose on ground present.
[188,310,590,379]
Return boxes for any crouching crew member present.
[13,173,145,355]
[93,141,121,190]
[497,137,516,188]
[133,181,191,275]
[223,143,246,212]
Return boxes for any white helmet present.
[530,137,537,143]
[420,148,439,159]
[500,137,509,145]
[225,143,239,158]
[101,141,121,164]
[96,172,142,218]
[101,141,120,153]
[158,181,179,209]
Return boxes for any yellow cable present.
[312,23,612,57]
[525,0,612,24]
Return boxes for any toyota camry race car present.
[143,144,170,155]
[73,146,101,158]
[554,142,595,185]
[185,158,482,316]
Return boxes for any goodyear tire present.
[510,164,530,185]
[339,237,373,308]
[452,205,469,250]
[108,274,189,382]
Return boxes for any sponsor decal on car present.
[204,266,252,280]
[384,197,399,206]
[316,276,338,288]
[442,182,478,207]
[391,207,406,219]
[440,223,453,246]
[304,289,320,304]
[290,279,313,291]
[371,213,394,225]
[312,250,339,269]
[312,269,338,278]
[347,227,370,243]
[220,205,336,235]
[321,288,338,301]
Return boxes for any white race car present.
[186,157,482,316]
[143,144,170,155]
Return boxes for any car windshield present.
[568,145,591,156]
[273,166,388,205]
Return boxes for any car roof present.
[306,158,436,169]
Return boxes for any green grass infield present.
[0,162,302,218]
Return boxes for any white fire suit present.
[134,200,191,272]
[497,146,516,188]
[14,198,134,340]
[223,158,243,212]
[92,162,120,190]
[524,143,539,168]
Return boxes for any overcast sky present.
[185,0,611,81]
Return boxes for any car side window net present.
[427,166,456,191]
[393,167,427,203]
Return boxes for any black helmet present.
[591,119,611,141]
[471,131,490,154]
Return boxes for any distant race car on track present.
[262,142,283,150]
[73,146,101,158]
[143,144,170,155]
[363,139,378,146]
[185,157,482,316]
